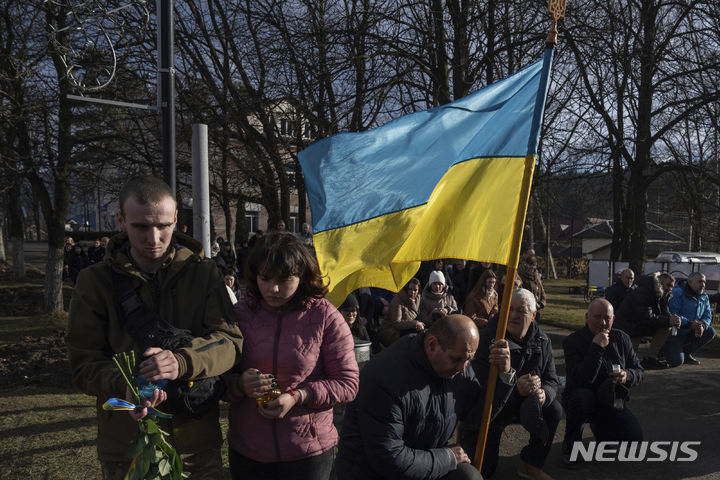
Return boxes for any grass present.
[541,278,588,331]
[0,313,67,346]
[0,386,99,479]
[0,385,232,479]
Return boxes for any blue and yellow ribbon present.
[102,397,173,419]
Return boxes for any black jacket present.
[562,326,643,397]
[605,280,634,311]
[614,275,670,337]
[336,333,514,480]
[472,320,561,411]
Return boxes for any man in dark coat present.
[613,273,681,369]
[336,315,516,480]
[87,238,106,264]
[66,176,244,480]
[604,268,635,311]
[561,298,644,469]
[458,289,561,480]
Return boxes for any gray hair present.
[688,272,706,282]
[512,288,537,314]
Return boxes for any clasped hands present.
[517,373,545,405]
[239,368,301,419]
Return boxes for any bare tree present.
[564,0,720,273]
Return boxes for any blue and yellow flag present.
[299,48,554,305]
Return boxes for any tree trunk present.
[0,202,6,262]
[44,211,65,312]
[235,198,248,244]
[220,150,233,246]
[626,170,648,276]
[8,182,25,278]
[609,151,625,261]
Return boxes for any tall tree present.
[565,0,720,273]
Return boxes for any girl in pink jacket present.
[224,232,359,479]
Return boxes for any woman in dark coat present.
[68,244,90,284]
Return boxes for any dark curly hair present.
[245,232,328,310]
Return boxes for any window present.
[246,211,259,234]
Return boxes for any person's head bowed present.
[245,232,328,310]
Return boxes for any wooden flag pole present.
[472,155,535,469]
[472,0,565,470]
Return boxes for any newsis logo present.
[569,441,701,462]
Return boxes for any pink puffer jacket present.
[225,296,359,462]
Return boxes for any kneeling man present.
[561,298,643,468]
[336,314,516,480]
[459,289,562,480]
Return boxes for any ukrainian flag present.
[299,48,554,306]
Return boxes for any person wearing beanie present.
[340,293,370,341]
[418,270,458,327]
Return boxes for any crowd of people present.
[65,176,719,480]
[62,235,109,284]
[608,268,716,369]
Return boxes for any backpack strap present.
[110,269,169,351]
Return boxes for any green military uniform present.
[66,232,243,478]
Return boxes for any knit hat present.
[429,270,446,286]
[340,293,359,312]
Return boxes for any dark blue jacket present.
[472,320,561,410]
[336,333,514,480]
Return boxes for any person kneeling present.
[458,289,561,480]
[561,299,643,469]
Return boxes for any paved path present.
[491,324,720,479]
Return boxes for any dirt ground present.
[492,324,720,480]
[0,333,69,389]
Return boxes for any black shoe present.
[684,354,700,365]
[641,356,668,370]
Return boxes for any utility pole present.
[159,0,176,195]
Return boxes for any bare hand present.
[448,444,470,464]
[139,348,179,381]
[535,387,546,405]
[692,321,704,338]
[257,393,296,419]
[489,339,511,373]
[669,315,681,328]
[127,386,167,421]
[592,332,610,348]
[472,314,488,329]
[611,368,627,384]
[517,373,541,396]
[241,368,276,398]
[415,321,425,331]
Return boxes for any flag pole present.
[472,0,565,470]
[471,154,535,469]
